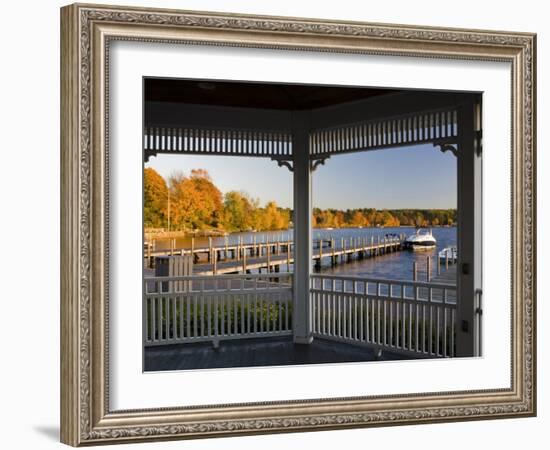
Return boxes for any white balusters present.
[144,273,293,346]
[310,274,457,358]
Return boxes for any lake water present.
[151,226,457,282]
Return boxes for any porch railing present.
[310,274,457,357]
[143,273,293,346]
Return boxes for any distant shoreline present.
[145,224,457,241]
[144,229,227,240]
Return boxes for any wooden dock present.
[145,235,404,275]
[431,264,457,285]
[416,264,457,302]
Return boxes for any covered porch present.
[143,79,482,368]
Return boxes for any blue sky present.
[145,144,456,209]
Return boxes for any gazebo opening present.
[142,77,482,371]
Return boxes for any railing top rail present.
[310,273,456,290]
[144,272,293,283]
[145,287,293,297]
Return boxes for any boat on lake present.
[404,228,436,250]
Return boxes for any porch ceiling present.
[143,78,474,162]
[145,77,397,110]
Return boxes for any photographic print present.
[142,78,481,371]
[60,3,535,446]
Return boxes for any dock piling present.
[287,242,291,270]
[213,247,217,275]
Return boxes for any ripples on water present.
[314,227,457,281]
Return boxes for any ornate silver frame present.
[60,3,536,446]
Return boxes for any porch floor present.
[144,336,412,371]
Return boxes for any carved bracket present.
[144,150,157,162]
[270,156,329,172]
[310,157,329,172]
[433,142,458,157]
[271,157,294,172]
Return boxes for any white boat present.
[439,246,458,263]
[404,228,436,250]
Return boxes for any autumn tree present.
[145,166,456,233]
[144,167,168,228]
[258,201,289,230]
[350,210,366,227]
[168,169,223,230]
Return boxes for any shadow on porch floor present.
[144,336,412,371]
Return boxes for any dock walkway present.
[146,236,404,275]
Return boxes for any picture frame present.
[60,3,536,446]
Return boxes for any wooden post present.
[191,237,195,258]
[427,256,432,282]
[225,237,229,261]
[266,241,271,273]
[413,261,418,281]
[242,245,247,273]
[212,247,217,275]
[208,237,213,262]
[292,113,313,344]
[147,242,152,268]
[331,238,336,265]
[287,241,291,271]
[253,235,257,256]
[456,99,481,357]
[236,236,241,261]
[437,253,441,275]
[319,238,323,265]
[445,249,449,269]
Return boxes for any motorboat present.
[404,228,436,250]
[438,246,458,263]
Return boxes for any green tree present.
[223,191,260,231]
